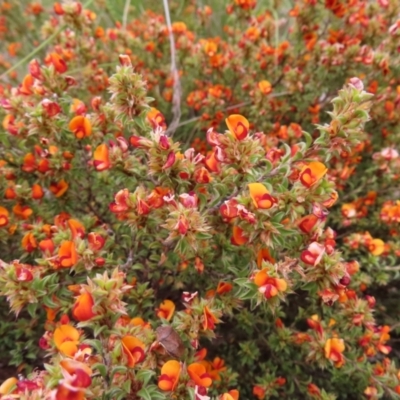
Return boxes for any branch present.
[122,0,131,30]
[162,0,182,137]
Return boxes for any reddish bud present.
[42,99,61,117]
[159,135,170,150]
[162,152,176,170]
[119,54,132,66]
[28,59,42,80]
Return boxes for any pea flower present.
[158,360,181,391]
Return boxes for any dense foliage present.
[0,0,400,399]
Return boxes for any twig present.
[122,0,131,30]
[162,0,182,137]
[383,265,400,272]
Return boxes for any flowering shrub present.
[0,0,400,399]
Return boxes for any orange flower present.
[21,232,37,252]
[58,241,78,268]
[253,385,266,399]
[299,161,327,188]
[60,359,92,378]
[121,336,145,367]
[0,206,9,227]
[221,391,239,400]
[217,281,233,295]
[324,337,345,368]
[231,226,249,246]
[254,269,287,299]
[13,204,33,219]
[39,238,55,254]
[206,357,227,380]
[70,99,87,115]
[245,26,260,41]
[368,238,385,256]
[248,183,277,209]
[195,348,207,361]
[156,300,175,321]
[22,153,36,172]
[50,180,69,197]
[258,80,272,95]
[341,203,356,218]
[4,186,16,200]
[227,390,239,400]
[72,293,96,322]
[298,214,319,234]
[225,114,249,141]
[307,383,321,396]
[0,377,18,395]
[31,184,44,200]
[87,233,105,251]
[257,248,275,267]
[54,324,80,356]
[364,387,378,398]
[194,166,213,183]
[20,74,34,95]
[130,317,150,328]
[205,150,220,173]
[93,144,110,171]
[235,0,257,10]
[323,190,339,208]
[158,360,181,391]
[187,363,212,387]
[203,306,219,330]
[45,52,68,73]
[56,359,92,400]
[69,116,92,139]
[68,219,85,239]
[147,108,167,130]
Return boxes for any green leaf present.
[136,369,155,386]
[110,365,128,382]
[137,388,152,400]
[92,363,107,378]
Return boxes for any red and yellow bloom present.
[187,362,212,387]
[54,324,80,356]
[254,269,287,299]
[248,183,277,209]
[0,206,9,228]
[93,143,111,171]
[324,337,345,368]
[158,360,181,391]
[231,226,249,246]
[50,180,69,197]
[299,161,327,188]
[121,336,145,367]
[225,114,249,141]
[69,116,92,139]
[202,306,219,330]
[58,241,78,268]
[156,300,175,321]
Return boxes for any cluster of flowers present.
[0,0,400,399]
